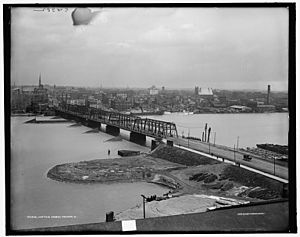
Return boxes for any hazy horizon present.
[11,7,289,91]
[12,82,288,93]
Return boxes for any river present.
[147,112,289,148]
[10,117,168,230]
[10,112,288,229]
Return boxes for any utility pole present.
[204,123,207,142]
[237,136,239,150]
[188,129,190,147]
[141,195,146,219]
[214,132,216,146]
[234,144,236,163]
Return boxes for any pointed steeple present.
[39,73,42,87]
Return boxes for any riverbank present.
[48,145,285,200]
[47,143,286,222]
[47,154,185,186]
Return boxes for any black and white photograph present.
[4,2,296,234]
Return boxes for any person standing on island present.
[108,149,110,156]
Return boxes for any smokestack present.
[267,85,271,105]
[207,127,211,143]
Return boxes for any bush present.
[203,174,217,183]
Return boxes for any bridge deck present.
[55,106,178,139]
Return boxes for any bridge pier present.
[106,125,120,136]
[130,132,146,146]
[70,114,79,122]
[151,140,160,150]
[87,119,101,129]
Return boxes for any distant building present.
[11,87,32,112]
[256,104,276,113]
[194,86,199,96]
[227,99,241,106]
[230,105,252,112]
[218,95,227,104]
[31,74,49,112]
[199,87,213,96]
[196,87,214,99]
[116,93,128,99]
[111,98,133,111]
[149,85,159,95]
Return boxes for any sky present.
[11,7,289,91]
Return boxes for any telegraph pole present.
[237,136,240,150]
[214,132,216,146]
[141,195,146,219]
[188,129,190,147]
[234,144,236,163]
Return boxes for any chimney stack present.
[267,85,271,105]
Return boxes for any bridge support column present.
[87,119,101,129]
[130,132,146,146]
[106,125,120,136]
[151,140,159,150]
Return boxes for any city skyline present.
[12,76,287,93]
[11,7,289,91]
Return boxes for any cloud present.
[180,23,194,30]
[141,26,174,44]
[10,7,288,90]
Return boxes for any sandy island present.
[47,144,285,220]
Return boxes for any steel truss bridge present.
[54,104,178,139]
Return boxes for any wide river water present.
[147,112,289,148]
[10,113,288,229]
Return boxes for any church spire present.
[39,73,41,87]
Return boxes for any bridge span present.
[54,105,178,145]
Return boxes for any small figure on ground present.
[108,149,110,155]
